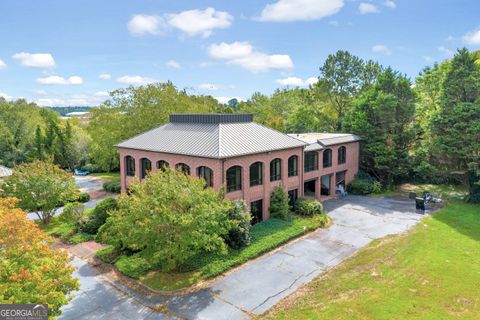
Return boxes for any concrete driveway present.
[60,195,427,320]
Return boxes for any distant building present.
[63,111,92,124]
[116,114,360,223]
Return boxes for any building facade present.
[117,114,360,222]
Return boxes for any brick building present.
[116,114,360,222]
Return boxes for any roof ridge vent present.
[169,114,253,124]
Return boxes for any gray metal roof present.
[116,114,306,159]
[288,133,361,150]
[0,165,13,178]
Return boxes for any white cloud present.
[462,28,480,45]
[423,56,434,63]
[276,76,318,87]
[198,83,219,91]
[167,8,233,38]
[438,46,454,57]
[258,0,344,22]
[0,92,13,100]
[95,91,109,97]
[128,8,233,38]
[207,41,294,73]
[166,60,181,69]
[383,0,396,9]
[0,59,6,69]
[359,3,379,14]
[214,96,245,104]
[128,14,165,36]
[36,75,83,85]
[116,75,157,86]
[372,44,391,55]
[12,52,55,68]
[99,73,112,80]
[34,89,47,96]
[35,98,65,106]
[328,20,340,27]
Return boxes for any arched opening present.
[249,162,263,186]
[304,151,318,172]
[140,158,151,179]
[323,149,332,168]
[156,160,169,170]
[226,166,242,192]
[288,155,298,176]
[197,166,214,188]
[125,156,135,177]
[338,146,346,164]
[175,163,191,175]
[270,158,282,181]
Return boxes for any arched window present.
[323,149,332,168]
[270,158,282,181]
[125,156,135,177]
[304,151,319,172]
[156,160,169,170]
[197,166,214,188]
[338,146,346,164]
[176,163,190,175]
[226,166,242,192]
[250,162,263,186]
[288,155,298,177]
[140,158,151,179]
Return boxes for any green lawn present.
[39,212,94,245]
[265,201,480,319]
[90,172,120,180]
[138,214,328,291]
[373,183,468,199]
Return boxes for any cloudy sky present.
[0,0,479,106]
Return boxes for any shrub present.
[295,197,324,216]
[347,178,372,194]
[60,202,85,228]
[269,186,292,220]
[115,254,153,279]
[82,197,118,234]
[96,245,121,264]
[224,200,251,249]
[77,192,90,203]
[69,233,94,245]
[103,180,121,193]
[372,180,383,193]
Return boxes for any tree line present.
[0,49,478,199]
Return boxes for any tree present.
[88,83,220,171]
[269,186,291,220]
[429,49,480,195]
[224,200,251,249]
[98,167,233,272]
[0,198,79,317]
[344,68,416,186]
[1,160,78,224]
[317,51,380,130]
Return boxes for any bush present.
[115,254,153,279]
[82,197,118,234]
[347,178,372,194]
[224,200,251,249]
[372,181,383,193]
[103,180,121,193]
[295,197,324,216]
[77,192,90,203]
[269,186,292,220]
[96,245,121,264]
[60,202,85,228]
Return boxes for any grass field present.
[90,172,120,180]
[265,201,480,319]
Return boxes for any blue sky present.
[0,0,479,106]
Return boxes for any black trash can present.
[415,197,425,211]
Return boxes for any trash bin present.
[415,197,425,211]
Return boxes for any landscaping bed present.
[265,201,480,319]
[99,214,329,291]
